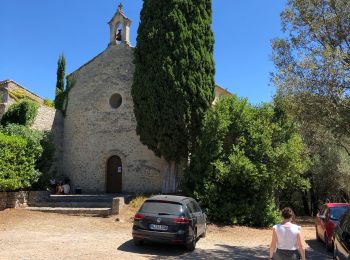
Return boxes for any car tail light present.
[174,217,189,224]
[134,213,145,220]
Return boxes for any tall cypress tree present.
[54,54,66,109]
[132,0,215,193]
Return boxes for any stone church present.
[0,5,230,195]
[62,5,168,194]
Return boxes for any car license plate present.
[149,224,168,231]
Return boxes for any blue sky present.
[0,0,286,104]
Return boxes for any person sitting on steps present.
[62,178,70,194]
[56,181,64,194]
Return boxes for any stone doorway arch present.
[106,155,122,193]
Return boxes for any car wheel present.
[316,226,321,242]
[325,233,332,252]
[133,238,143,246]
[186,230,197,251]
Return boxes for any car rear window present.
[139,200,183,215]
[330,206,350,220]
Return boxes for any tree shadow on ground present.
[305,239,332,259]
[117,240,268,259]
[118,239,333,260]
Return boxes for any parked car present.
[315,203,350,251]
[132,195,207,251]
[333,208,350,260]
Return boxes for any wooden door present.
[106,155,122,193]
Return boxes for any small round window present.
[109,93,122,109]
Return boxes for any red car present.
[315,203,350,251]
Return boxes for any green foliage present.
[132,0,215,162]
[272,95,350,215]
[1,124,55,190]
[130,195,148,210]
[0,99,39,127]
[60,76,76,116]
[0,132,40,191]
[43,99,55,108]
[8,89,38,103]
[55,54,66,109]
[33,131,55,189]
[183,96,309,227]
[271,0,350,152]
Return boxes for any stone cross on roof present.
[118,3,123,12]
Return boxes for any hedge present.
[1,99,39,127]
[0,133,40,191]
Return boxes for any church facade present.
[1,5,230,195]
[62,6,167,194]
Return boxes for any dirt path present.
[0,209,332,260]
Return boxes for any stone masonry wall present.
[32,105,56,131]
[32,107,63,177]
[6,191,28,208]
[0,191,49,210]
[7,81,44,104]
[63,44,167,193]
[0,192,7,210]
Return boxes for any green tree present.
[55,54,66,109]
[0,124,55,190]
[132,0,215,193]
[184,96,309,227]
[271,0,350,154]
[0,132,41,191]
[0,99,39,127]
[273,94,350,215]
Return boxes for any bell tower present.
[108,3,132,46]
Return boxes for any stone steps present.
[30,201,112,208]
[24,194,133,217]
[49,194,116,202]
[26,206,111,217]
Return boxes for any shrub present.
[43,99,55,108]
[1,99,39,126]
[130,195,148,210]
[0,133,40,191]
[183,96,309,227]
[8,89,37,103]
[33,131,55,189]
[1,124,55,190]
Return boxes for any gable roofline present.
[66,47,232,98]
[67,45,133,79]
[67,50,105,78]
[0,79,45,101]
[215,84,232,96]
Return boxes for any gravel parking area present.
[0,209,332,259]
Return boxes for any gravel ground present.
[0,209,332,260]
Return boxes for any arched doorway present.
[106,155,122,193]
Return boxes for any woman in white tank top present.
[269,207,306,260]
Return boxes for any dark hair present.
[281,207,295,220]
[64,177,70,184]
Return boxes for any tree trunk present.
[310,177,318,216]
[162,160,178,194]
[301,191,311,216]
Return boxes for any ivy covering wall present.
[1,99,39,127]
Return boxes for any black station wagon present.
[334,208,350,259]
[132,195,207,251]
